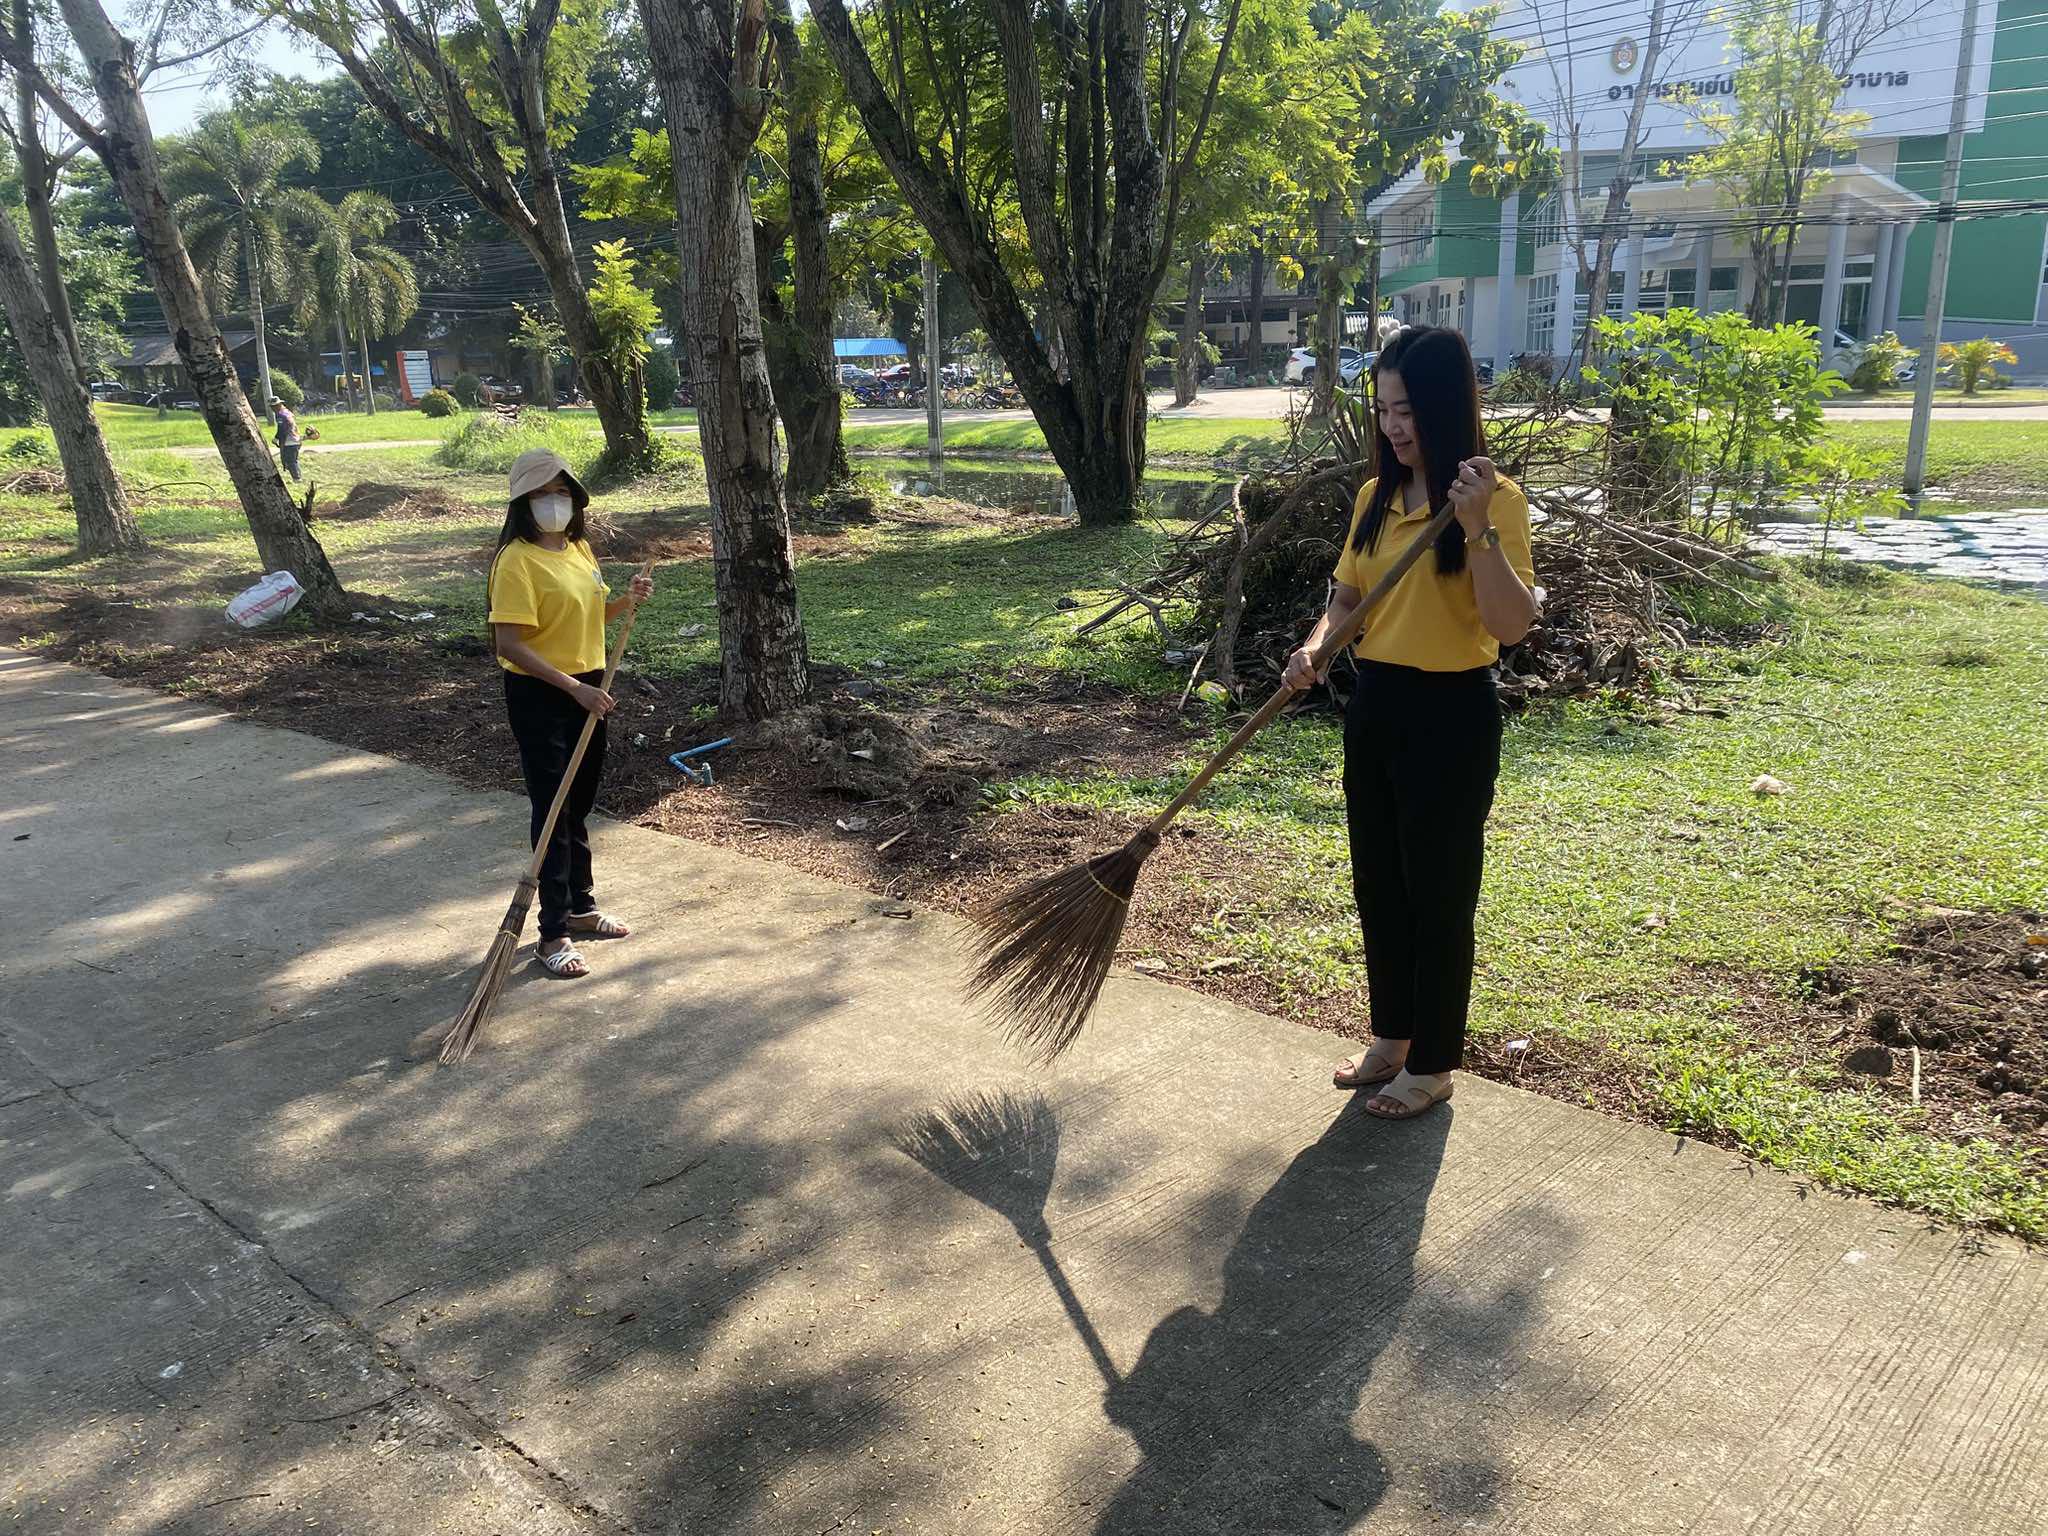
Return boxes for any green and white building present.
[1369,0,2046,376]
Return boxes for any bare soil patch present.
[320,481,479,522]
[1808,910,2048,1149]
[5,576,2034,1170]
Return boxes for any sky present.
[139,20,335,136]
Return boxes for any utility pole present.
[1903,0,1980,499]
[923,253,944,459]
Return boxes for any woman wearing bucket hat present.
[487,448,655,978]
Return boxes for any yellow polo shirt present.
[1331,476,1536,671]
[488,537,609,676]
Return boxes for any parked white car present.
[1286,346,1372,386]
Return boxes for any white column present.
[1885,220,1912,333]
[1621,224,1645,316]
[1693,231,1713,312]
[1494,192,1519,367]
[1868,223,1896,339]
[1818,207,1849,354]
[1554,252,1578,361]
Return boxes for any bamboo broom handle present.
[1142,505,1456,839]
[521,560,655,885]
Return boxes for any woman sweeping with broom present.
[488,448,654,980]
[1281,326,1538,1120]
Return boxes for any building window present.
[1527,273,1558,354]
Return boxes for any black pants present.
[279,443,301,480]
[504,670,606,942]
[1342,659,1502,1075]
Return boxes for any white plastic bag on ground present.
[225,571,304,628]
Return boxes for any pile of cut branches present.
[1082,388,1777,711]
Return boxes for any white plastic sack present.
[225,570,304,628]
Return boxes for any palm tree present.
[167,116,319,423]
[297,192,419,416]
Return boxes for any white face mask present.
[531,492,573,533]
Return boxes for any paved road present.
[5,648,2047,1533]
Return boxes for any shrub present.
[418,387,459,418]
[3,432,56,466]
[434,408,597,476]
[450,372,485,408]
[1848,332,1909,393]
[1938,337,2018,396]
[269,373,304,409]
[645,346,681,412]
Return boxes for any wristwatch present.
[1467,524,1501,551]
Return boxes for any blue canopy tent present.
[833,338,906,360]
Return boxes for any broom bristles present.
[439,926,519,1064]
[963,831,1159,1063]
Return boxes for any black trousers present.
[503,669,607,942]
[1342,659,1502,1075]
[279,443,301,480]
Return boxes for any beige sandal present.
[1333,1040,1407,1090]
[537,940,589,978]
[1364,1069,1454,1120]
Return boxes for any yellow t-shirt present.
[1330,475,1536,671]
[488,537,610,676]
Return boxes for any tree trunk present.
[54,0,342,609]
[1243,243,1267,380]
[1174,251,1205,408]
[245,224,274,422]
[332,308,353,411]
[0,203,140,554]
[776,7,848,501]
[641,0,808,721]
[1584,0,1667,352]
[356,312,376,414]
[13,0,87,387]
[1312,261,1344,420]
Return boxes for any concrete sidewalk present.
[2,648,2044,1535]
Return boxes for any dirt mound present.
[592,507,864,568]
[758,701,998,808]
[1809,910,2048,1147]
[1,467,68,497]
[326,481,476,521]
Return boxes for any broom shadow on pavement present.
[893,1091,1121,1388]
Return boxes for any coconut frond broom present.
[965,504,1458,1063]
[440,560,654,1065]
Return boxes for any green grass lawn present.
[3,465,2043,1235]
[1842,386,2048,406]
[844,413,2048,495]
[842,415,1299,462]
[1014,568,2048,1235]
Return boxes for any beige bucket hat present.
[508,448,590,508]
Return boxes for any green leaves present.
[585,240,659,379]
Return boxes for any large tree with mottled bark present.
[0,183,138,551]
[0,0,346,608]
[272,0,654,466]
[638,0,808,720]
[809,0,1247,524]
[1307,0,1552,417]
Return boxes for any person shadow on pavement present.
[1088,1096,1452,1534]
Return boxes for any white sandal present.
[537,941,588,978]
[567,911,631,939]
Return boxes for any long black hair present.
[487,481,591,607]
[1351,325,1487,577]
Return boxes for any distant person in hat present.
[487,448,655,978]
[270,396,301,481]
